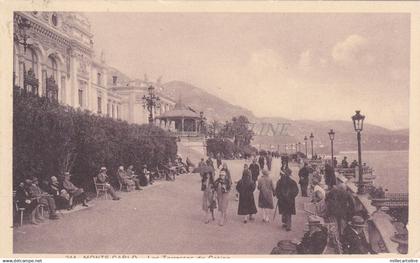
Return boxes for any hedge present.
[206,138,257,159]
[13,91,178,190]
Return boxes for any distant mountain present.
[162,81,256,121]
[161,80,409,152]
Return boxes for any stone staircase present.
[176,137,207,165]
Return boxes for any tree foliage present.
[206,115,256,158]
[13,91,177,190]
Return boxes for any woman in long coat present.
[236,165,257,223]
[201,166,215,224]
[257,169,275,223]
[214,169,232,226]
[275,168,299,231]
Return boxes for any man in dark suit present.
[298,162,310,197]
[342,216,375,254]
[325,182,355,235]
[275,168,299,231]
[258,155,265,170]
[249,159,260,182]
[297,215,328,254]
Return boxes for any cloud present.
[331,34,373,67]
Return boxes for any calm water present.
[336,150,408,193]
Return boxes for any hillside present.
[161,80,409,152]
[162,81,256,122]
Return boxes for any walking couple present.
[236,166,276,224]
[237,165,299,231]
[201,163,232,226]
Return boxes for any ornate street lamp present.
[328,129,335,171]
[14,15,31,53]
[298,142,301,153]
[304,136,308,157]
[310,132,314,158]
[142,85,160,124]
[351,110,365,194]
[13,15,32,89]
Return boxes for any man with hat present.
[342,215,375,254]
[274,167,299,231]
[325,182,355,236]
[62,172,89,208]
[249,159,260,183]
[297,215,328,254]
[97,167,120,200]
[16,179,39,224]
[28,176,60,220]
[298,162,310,197]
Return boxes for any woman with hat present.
[236,165,257,223]
[97,167,120,200]
[214,170,232,226]
[297,215,328,254]
[274,167,299,231]
[257,169,275,223]
[311,177,326,217]
[341,215,375,254]
[201,166,215,224]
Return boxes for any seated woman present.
[47,176,71,210]
[311,177,326,217]
[117,166,137,190]
[139,165,150,186]
[126,165,142,190]
[97,167,120,200]
[62,172,88,208]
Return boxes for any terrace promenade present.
[14,159,308,255]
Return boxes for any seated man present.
[47,176,71,210]
[62,172,88,208]
[28,177,59,220]
[126,165,142,190]
[97,167,120,200]
[342,216,376,254]
[16,180,39,224]
[117,166,137,190]
[296,215,328,254]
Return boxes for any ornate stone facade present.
[13,11,175,125]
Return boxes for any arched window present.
[47,56,58,80]
[23,48,38,77]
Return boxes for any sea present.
[336,150,408,193]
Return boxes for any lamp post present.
[352,110,366,194]
[298,142,301,153]
[310,133,314,158]
[142,85,160,124]
[328,129,335,172]
[13,15,32,89]
[304,136,308,157]
[14,15,31,53]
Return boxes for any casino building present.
[13,11,176,125]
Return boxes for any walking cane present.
[272,202,278,222]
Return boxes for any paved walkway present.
[14,159,309,254]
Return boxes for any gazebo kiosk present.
[156,101,201,137]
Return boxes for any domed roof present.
[157,100,200,119]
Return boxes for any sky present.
[87,12,410,130]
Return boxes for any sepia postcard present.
[0,0,419,260]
